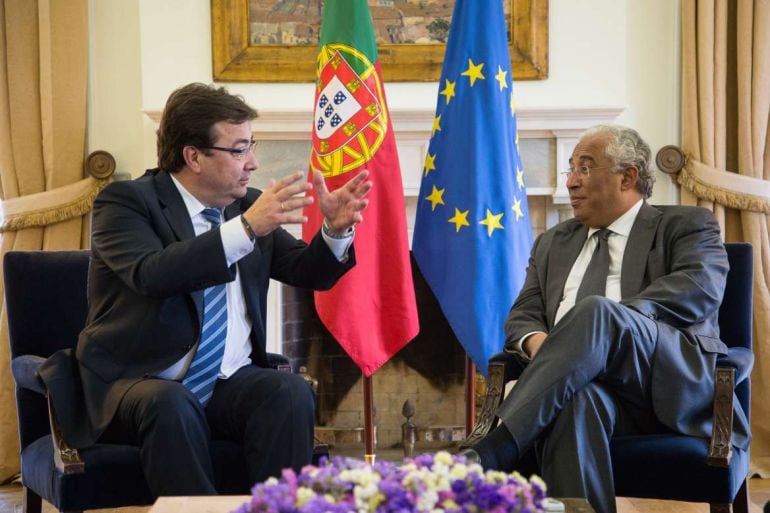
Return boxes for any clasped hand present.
[242,170,372,237]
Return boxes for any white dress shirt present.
[514,199,644,359]
[158,175,353,379]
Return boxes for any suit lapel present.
[621,202,662,298]
[155,170,196,241]
[153,170,204,319]
[546,222,587,326]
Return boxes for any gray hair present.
[582,124,655,198]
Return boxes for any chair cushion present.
[611,434,748,503]
[22,436,250,511]
[22,436,154,511]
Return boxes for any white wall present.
[88,0,681,204]
[87,0,144,179]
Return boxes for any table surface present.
[148,495,596,513]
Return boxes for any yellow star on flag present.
[512,197,524,221]
[517,168,525,189]
[479,209,504,237]
[439,79,456,105]
[461,58,485,87]
[510,92,516,117]
[432,114,442,136]
[495,66,508,91]
[424,152,437,176]
[425,185,446,211]
[448,208,470,232]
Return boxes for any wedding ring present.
[281,202,286,212]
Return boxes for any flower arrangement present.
[233,451,547,513]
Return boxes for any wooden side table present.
[561,498,597,512]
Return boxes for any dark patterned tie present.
[576,229,611,302]
[182,208,227,405]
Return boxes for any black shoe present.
[459,448,481,465]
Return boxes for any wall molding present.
[144,106,625,139]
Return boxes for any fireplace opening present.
[281,258,469,450]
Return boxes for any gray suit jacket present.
[504,203,749,449]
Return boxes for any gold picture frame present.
[212,0,548,82]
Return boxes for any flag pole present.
[465,356,476,436]
[363,374,376,464]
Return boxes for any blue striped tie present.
[183,208,228,406]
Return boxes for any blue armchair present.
[4,250,319,513]
[463,242,754,513]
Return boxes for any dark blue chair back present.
[611,242,753,512]
[4,250,248,513]
[719,243,753,419]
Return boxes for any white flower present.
[295,487,315,507]
[417,489,439,511]
[340,467,380,487]
[434,451,454,466]
[449,463,469,480]
[530,474,548,493]
[485,470,509,483]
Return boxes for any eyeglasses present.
[201,140,258,160]
[560,165,616,179]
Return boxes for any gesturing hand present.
[314,170,372,234]
[242,171,314,237]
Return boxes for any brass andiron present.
[401,400,417,459]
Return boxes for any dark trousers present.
[498,297,667,513]
[101,365,315,496]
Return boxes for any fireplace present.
[281,257,468,450]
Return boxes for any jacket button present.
[183,344,193,351]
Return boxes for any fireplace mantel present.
[144,105,624,200]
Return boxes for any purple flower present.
[232,451,547,513]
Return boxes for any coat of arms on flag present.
[311,46,387,178]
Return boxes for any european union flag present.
[412,0,533,374]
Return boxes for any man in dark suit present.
[47,83,372,496]
[464,125,749,513]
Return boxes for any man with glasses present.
[45,83,372,495]
[462,125,749,513]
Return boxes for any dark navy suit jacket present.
[42,169,354,447]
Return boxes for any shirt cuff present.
[321,229,354,262]
[220,216,255,266]
[505,331,546,362]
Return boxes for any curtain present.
[0,0,105,481]
[681,0,770,477]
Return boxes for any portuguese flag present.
[303,0,419,376]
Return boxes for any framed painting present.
[212,0,548,82]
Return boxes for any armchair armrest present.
[266,352,291,372]
[460,351,527,449]
[47,396,85,474]
[12,354,86,474]
[718,347,754,384]
[10,355,47,395]
[491,351,528,382]
[707,347,753,467]
[708,366,736,468]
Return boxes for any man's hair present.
[583,124,655,198]
[157,83,258,172]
